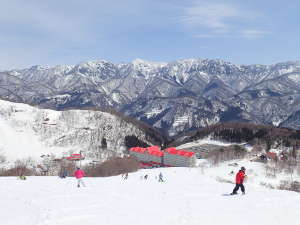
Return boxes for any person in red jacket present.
[231,166,246,195]
[74,167,86,188]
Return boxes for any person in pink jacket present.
[74,167,86,188]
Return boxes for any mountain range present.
[1,58,300,136]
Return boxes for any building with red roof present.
[129,146,196,168]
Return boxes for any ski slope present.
[0,100,71,162]
[0,99,156,163]
[0,113,56,161]
[1,166,299,225]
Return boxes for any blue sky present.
[0,0,299,69]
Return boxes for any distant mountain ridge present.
[1,58,300,136]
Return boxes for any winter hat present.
[241,166,246,171]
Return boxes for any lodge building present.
[129,146,196,168]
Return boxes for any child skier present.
[74,167,86,188]
[231,166,246,195]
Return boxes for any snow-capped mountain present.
[0,100,165,161]
[1,59,300,136]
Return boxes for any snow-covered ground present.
[0,111,66,162]
[0,100,71,162]
[177,138,233,149]
[176,137,254,154]
[1,165,299,225]
[0,99,155,163]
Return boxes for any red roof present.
[166,148,178,154]
[129,147,146,153]
[153,151,164,157]
[65,153,83,160]
[165,147,194,157]
[66,156,80,160]
[147,146,160,151]
[130,146,194,158]
[185,152,195,157]
[177,150,186,156]
[147,149,164,157]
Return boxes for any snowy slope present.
[0,112,55,160]
[0,166,299,225]
[176,137,235,149]
[0,100,163,162]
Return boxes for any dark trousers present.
[232,184,245,194]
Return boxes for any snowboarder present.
[74,167,86,188]
[158,172,164,182]
[231,166,246,195]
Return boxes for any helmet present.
[241,166,246,171]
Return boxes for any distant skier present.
[122,173,128,180]
[74,167,86,188]
[18,175,26,180]
[158,172,164,182]
[231,167,246,195]
[62,170,68,178]
[59,169,68,178]
[144,174,148,180]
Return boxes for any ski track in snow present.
[0,167,299,225]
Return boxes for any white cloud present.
[192,34,218,38]
[240,29,271,39]
[180,2,268,39]
[181,3,241,31]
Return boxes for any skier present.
[231,166,246,195]
[74,167,86,188]
[123,173,128,180]
[158,172,164,182]
[18,175,26,180]
[62,170,68,178]
[59,168,68,178]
